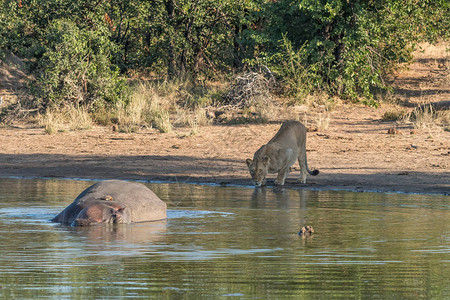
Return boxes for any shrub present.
[382,110,407,122]
[31,19,129,110]
[263,35,321,101]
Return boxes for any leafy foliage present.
[31,19,128,109]
[260,0,449,103]
[0,0,448,114]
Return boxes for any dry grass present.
[386,102,450,131]
[175,107,212,135]
[315,112,331,131]
[37,80,218,134]
[412,105,435,129]
[410,104,450,130]
[288,109,330,132]
[116,82,173,133]
[297,93,334,131]
[40,106,93,134]
[251,98,279,123]
[115,80,218,134]
[381,110,408,122]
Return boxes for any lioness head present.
[246,157,269,186]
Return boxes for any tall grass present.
[175,107,212,135]
[315,112,331,131]
[384,103,450,130]
[40,106,93,134]
[39,78,310,134]
[411,104,450,130]
[116,82,173,133]
[39,79,220,134]
[115,80,218,133]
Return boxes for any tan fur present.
[246,121,319,186]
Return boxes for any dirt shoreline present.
[0,105,448,195]
[1,173,449,195]
[0,42,449,195]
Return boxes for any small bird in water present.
[298,225,314,236]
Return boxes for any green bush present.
[31,19,129,110]
[1,0,448,115]
[261,35,321,100]
[260,0,449,103]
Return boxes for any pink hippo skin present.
[52,180,167,226]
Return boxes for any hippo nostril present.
[112,214,122,224]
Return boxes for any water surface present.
[0,178,448,298]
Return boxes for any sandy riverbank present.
[0,43,448,194]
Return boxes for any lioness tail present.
[306,156,319,176]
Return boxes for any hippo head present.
[71,203,128,226]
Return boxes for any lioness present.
[246,120,319,186]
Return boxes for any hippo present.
[52,180,167,226]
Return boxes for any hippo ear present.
[116,206,126,213]
[109,203,126,213]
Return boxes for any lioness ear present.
[262,156,269,165]
[246,158,253,167]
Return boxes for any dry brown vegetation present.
[0,42,448,194]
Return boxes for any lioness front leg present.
[275,167,290,185]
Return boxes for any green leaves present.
[1,0,448,109]
[255,0,448,101]
[32,19,129,108]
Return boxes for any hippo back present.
[76,180,167,223]
[53,180,167,225]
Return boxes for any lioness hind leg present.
[298,154,307,184]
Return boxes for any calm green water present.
[0,178,448,299]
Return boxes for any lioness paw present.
[274,179,285,186]
[297,178,307,184]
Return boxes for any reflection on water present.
[0,177,449,298]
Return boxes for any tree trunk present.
[165,0,176,79]
[233,25,243,68]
